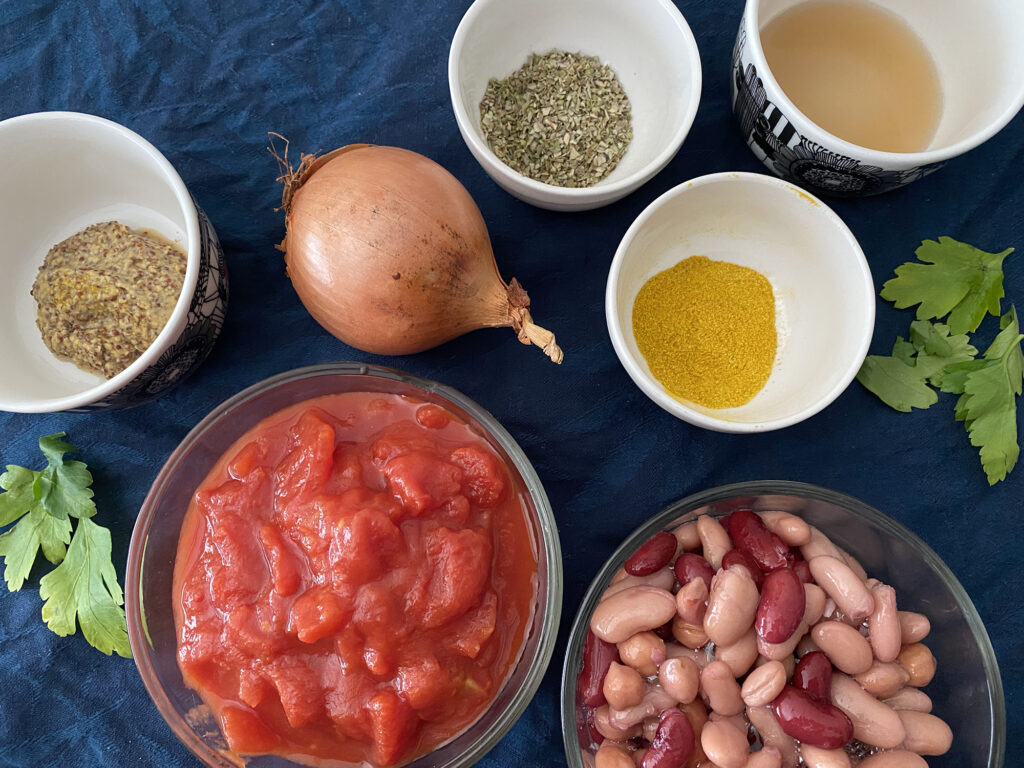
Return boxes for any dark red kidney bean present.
[755,567,804,643]
[790,556,812,584]
[653,620,674,640]
[772,685,853,750]
[729,509,789,572]
[722,548,764,588]
[673,553,714,591]
[718,512,734,535]
[625,531,678,576]
[641,708,695,768]
[577,703,603,747]
[579,630,619,707]
[793,651,833,702]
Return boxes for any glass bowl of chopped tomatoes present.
[126,362,562,768]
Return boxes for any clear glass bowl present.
[127,363,563,768]
[559,481,1005,768]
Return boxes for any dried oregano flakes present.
[479,50,633,188]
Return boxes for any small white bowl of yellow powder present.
[605,172,874,433]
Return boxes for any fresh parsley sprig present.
[0,434,130,657]
[857,238,1022,485]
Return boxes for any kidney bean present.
[653,620,675,641]
[658,656,700,704]
[595,705,643,741]
[829,673,906,748]
[604,568,677,601]
[898,611,931,644]
[631,748,646,768]
[855,751,928,768]
[757,621,808,662]
[758,511,812,546]
[704,566,759,646]
[672,616,709,649]
[700,719,749,768]
[675,577,709,625]
[747,705,800,768]
[728,509,789,571]
[855,661,910,699]
[745,746,783,768]
[811,620,873,675]
[867,583,901,663]
[790,557,812,584]
[678,698,709,768]
[609,685,678,730]
[897,709,953,755]
[802,583,827,626]
[756,567,804,643]
[626,531,679,577]
[883,687,933,713]
[697,515,732,570]
[595,742,635,768]
[757,651,795,679]
[673,520,701,552]
[808,556,874,621]
[618,631,666,676]
[772,685,853,749]
[603,661,645,711]
[793,651,832,702]
[592,586,678,644]
[714,628,758,677]
[741,659,787,707]
[722,548,764,588]
[582,704,604,747]
[674,552,715,591]
[580,630,619,707]
[798,744,851,768]
[897,643,936,687]
[642,708,696,768]
[700,660,745,716]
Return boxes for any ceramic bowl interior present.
[606,172,874,433]
[0,111,199,412]
[127,363,563,768]
[752,0,1024,158]
[560,481,1005,768]
[449,0,701,211]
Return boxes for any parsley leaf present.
[952,308,1024,485]
[0,507,72,590]
[0,466,38,528]
[881,237,1013,335]
[908,321,978,387]
[39,517,130,658]
[36,433,96,520]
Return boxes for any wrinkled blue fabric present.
[0,1,1021,766]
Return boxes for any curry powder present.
[632,256,777,409]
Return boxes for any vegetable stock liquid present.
[760,0,942,153]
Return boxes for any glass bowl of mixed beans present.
[560,481,1004,768]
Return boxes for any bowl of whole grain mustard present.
[606,172,875,433]
[0,111,227,413]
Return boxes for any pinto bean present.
[659,656,700,704]
[699,719,748,768]
[757,621,808,662]
[704,567,759,646]
[897,710,952,755]
[802,583,827,627]
[883,687,933,713]
[673,616,710,649]
[609,685,678,730]
[678,698,709,768]
[714,628,759,677]
[595,705,642,741]
[592,586,678,644]
[855,751,927,768]
[747,705,799,768]
[745,745,783,768]
[618,631,666,677]
[829,673,905,748]
[741,659,787,707]
[700,661,744,716]
[673,520,701,552]
[758,511,811,546]
[798,744,851,768]
[676,577,710,625]
[795,634,821,658]
[811,620,873,675]
[855,661,910,699]
[603,661,645,711]
[603,568,677,601]
[897,611,931,644]
[868,583,901,663]
[595,741,635,768]
[897,643,936,688]
[666,642,711,670]
[808,557,874,621]
[697,516,733,570]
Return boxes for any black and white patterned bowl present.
[0,112,227,412]
[732,0,1024,197]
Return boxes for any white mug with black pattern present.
[732,0,1024,197]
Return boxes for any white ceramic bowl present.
[0,112,227,413]
[448,0,702,212]
[606,172,874,433]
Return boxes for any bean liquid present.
[760,0,943,153]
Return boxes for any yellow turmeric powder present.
[632,256,776,409]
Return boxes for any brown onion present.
[271,136,562,362]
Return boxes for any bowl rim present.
[126,362,563,768]
[741,0,1024,166]
[447,0,703,204]
[0,110,201,414]
[558,479,1006,768]
[604,170,875,433]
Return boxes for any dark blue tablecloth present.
[0,1,1021,766]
